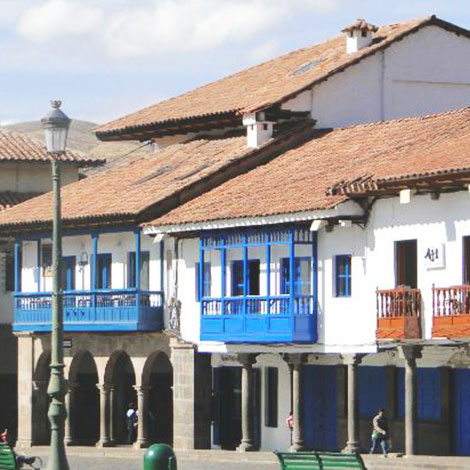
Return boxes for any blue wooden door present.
[452,369,470,455]
[97,253,112,289]
[303,365,337,451]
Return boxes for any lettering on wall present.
[423,243,445,269]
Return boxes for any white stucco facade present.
[281,25,470,129]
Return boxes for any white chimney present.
[243,112,274,148]
[341,19,378,54]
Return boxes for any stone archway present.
[142,351,173,445]
[32,350,51,445]
[104,350,136,444]
[68,350,99,445]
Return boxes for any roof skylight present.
[293,59,323,76]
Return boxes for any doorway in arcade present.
[212,367,260,450]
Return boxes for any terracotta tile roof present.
[95,16,467,139]
[0,135,271,229]
[0,130,103,166]
[0,192,41,212]
[151,107,470,227]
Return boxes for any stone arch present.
[142,351,173,445]
[68,350,99,445]
[32,350,51,445]
[104,350,136,444]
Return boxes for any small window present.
[128,251,150,290]
[61,256,76,291]
[196,262,211,301]
[361,30,368,37]
[96,253,112,289]
[231,260,260,296]
[281,257,311,295]
[42,243,53,278]
[463,236,470,284]
[5,250,16,292]
[335,255,351,297]
[263,123,268,131]
[265,367,278,427]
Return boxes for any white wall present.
[281,25,470,129]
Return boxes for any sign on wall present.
[423,243,445,269]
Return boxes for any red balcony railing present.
[432,285,470,338]
[376,287,422,339]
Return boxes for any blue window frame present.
[61,256,76,291]
[231,259,260,296]
[280,257,311,295]
[335,255,351,297]
[128,251,150,290]
[196,262,211,300]
[96,253,112,289]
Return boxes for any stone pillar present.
[283,354,307,452]
[399,346,422,456]
[134,385,150,449]
[342,354,363,453]
[171,339,212,450]
[64,382,77,446]
[16,334,34,448]
[237,353,257,452]
[96,384,112,447]
[109,386,116,445]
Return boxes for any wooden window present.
[128,251,150,290]
[231,260,260,296]
[265,367,278,427]
[195,262,211,301]
[335,255,351,297]
[97,253,112,289]
[281,257,311,295]
[463,236,470,284]
[395,240,417,288]
[4,249,16,292]
[61,256,76,291]
[42,243,52,278]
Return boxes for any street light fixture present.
[42,100,71,470]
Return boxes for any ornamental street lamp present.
[42,101,71,470]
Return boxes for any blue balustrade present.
[13,289,164,332]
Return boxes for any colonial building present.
[0,130,102,440]
[1,15,470,455]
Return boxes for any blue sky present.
[1,0,469,125]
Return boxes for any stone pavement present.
[21,447,470,470]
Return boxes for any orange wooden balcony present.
[376,287,422,339]
[432,285,470,338]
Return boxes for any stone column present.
[342,354,363,453]
[171,338,212,450]
[64,382,77,446]
[399,346,422,456]
[96,384,112,447]
[237,353,257,452]
[134,385,150,449]
[284,354,307,452]
[109,386,116,445]
[16,334,34,448]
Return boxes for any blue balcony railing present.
[13,289,164,332]
[200,294,316,343]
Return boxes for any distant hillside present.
[2,119,153,171]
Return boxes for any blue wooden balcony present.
[198,226,318,343]
[201,294,316,342]
[13,289,164,332]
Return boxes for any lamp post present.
[42,101,71,470]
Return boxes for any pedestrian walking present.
[126,403,138,444]
[286,411,294,446]
[369,408,388,456]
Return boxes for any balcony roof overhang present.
[143,200,365,236]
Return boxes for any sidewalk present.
[22,446,470,469]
